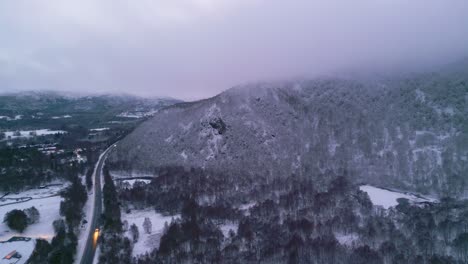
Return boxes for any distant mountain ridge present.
[110,67,467,196]
[0,91,182,129]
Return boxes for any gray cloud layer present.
[1,0,468,100]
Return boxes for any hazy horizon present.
[1,0,468,100]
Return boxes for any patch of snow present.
[164,135,173,143]
[396,127,403,140]
[415,130,432,136]
[328,137,339,156]
[239,202,256,211]
[335,233,358,247]
[359,185,436,209]
[219,222,238,238]
[117,112,143,118]
[238,202,256,216]
[206,103,221,117]
[180,150,188,160]
[415,89,426,102]
[92,246,100,264]
[51,115,72,119]
[437,133,451,140]
[179,122,193,132]
[0,116,21,121]
[89,127,109,132]
[443,107,454,116]
[118,110,159,119]
[121,209,179,257]
[110,170,153,179]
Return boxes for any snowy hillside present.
[110,70,468,196]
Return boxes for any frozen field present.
[121,209,179,257]
[359,185,436,209]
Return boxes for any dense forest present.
[102,166,468,263]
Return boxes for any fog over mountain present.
[1,1,468,99]
[110,60,468,197]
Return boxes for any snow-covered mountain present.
[110,69,467,196]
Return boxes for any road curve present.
[79,144,116,264]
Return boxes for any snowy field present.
[121,209,179,257]
[0,184,65,262]
[0,184,65,242]
[0,195,63,241]
[359,185,436,209]
[3,129,66,139]
[0,239,35,264]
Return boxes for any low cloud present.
[0,0,467,100]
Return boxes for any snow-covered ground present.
[0,195,63,241]
[110,170,154,179]
[117,110,158,119]
[51,115,72,119]
[0,184,65,262]
[0,239,35,264]
[121,209,179,257]
[89,127,109,132]
[3,129,66,140]
[1,183,65,201]
[92,246,100,264]
[219,222,238,238]
[238,202,256,216]
[0,115,22,121]
[335,233,359,247]
[359,185,436,209]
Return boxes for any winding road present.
[79,144,116,264]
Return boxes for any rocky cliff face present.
[109,70,467,196]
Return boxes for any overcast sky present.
[1,0,468,100]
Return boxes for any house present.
[3,250,21,260]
